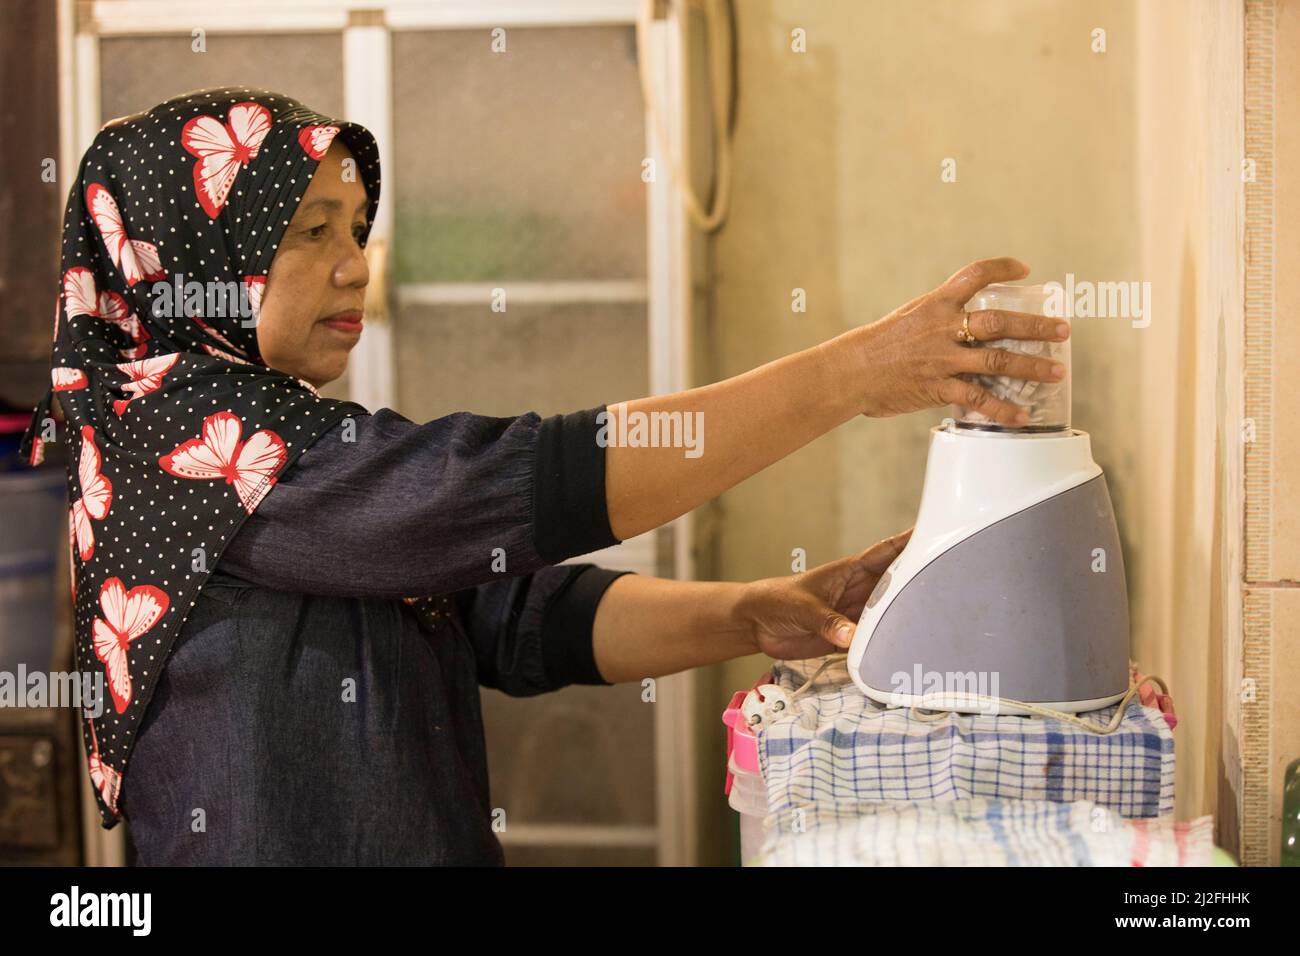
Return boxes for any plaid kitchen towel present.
[756,657,1176,826]
[753,797,1214,867]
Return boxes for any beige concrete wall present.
[705,0,1142,714]
[696,0,1300,864]
[1133,0,1244,835]
[1132,0,1298,865]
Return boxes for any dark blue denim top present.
[118,405,630,865]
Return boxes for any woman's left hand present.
[735,528,912,660]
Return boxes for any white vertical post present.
[343,16,397,412]
[72,15,100,159]
[644,4,698,868]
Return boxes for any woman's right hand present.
[602,256,1069,541]
[821,257,1070,426]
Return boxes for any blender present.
[846,283,1130,715]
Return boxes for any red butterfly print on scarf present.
[297,125,340,160]
[181,102,273,218]
[158,410,287,514]
[71,426,113,562]
[52,367,88,391]
[243,275,265,319]
[93,576,169,715]
[87,721,122,815]
[113,353,179,416]
[63,266,151,360]
[86,183,165,287]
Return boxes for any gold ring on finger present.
[957,313,978,344]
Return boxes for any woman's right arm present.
[216,404,619,598]
[218,256,1065,596]
[602,256,1070,539]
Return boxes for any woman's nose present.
[335,241,369,288]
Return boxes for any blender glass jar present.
[954,282,1070,432]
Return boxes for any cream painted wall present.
[1132,0,1244,842]
[706,0,1143,714]
[695,0,1300,864]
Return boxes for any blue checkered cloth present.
[756,657,1175,824]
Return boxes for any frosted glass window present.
[392,27,647,282]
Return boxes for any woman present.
[23,87,1067,865]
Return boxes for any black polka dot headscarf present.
[18,87,380,828]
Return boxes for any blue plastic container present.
[0,468,68,674]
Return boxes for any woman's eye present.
[307,224,327,238]
[352,223,367,244]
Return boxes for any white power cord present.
[783,653,1171,736]
[789,655,845,698]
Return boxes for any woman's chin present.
[313,352,351,389]
[279,358,341,391]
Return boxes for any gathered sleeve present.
[216,405,635,694]
[455,564,632,696]
[217,405,620,599]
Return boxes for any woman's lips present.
[321,310,364,334]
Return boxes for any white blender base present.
[856,685,1129,717]
[848,425,1131,715]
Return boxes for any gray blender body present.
[856,474,1130,707]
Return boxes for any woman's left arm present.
[589,530,910,682]
[458,528,908,694]
[456,563,630,696]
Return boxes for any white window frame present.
[64,0,699,867]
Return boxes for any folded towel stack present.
[749,657,1205,865]
[754,797,1215,866]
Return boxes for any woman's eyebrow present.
[298,197,370,214]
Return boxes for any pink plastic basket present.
[721,670,774,794]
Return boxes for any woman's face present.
[256,139,370,387]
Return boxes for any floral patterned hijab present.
[19,86,380,828]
